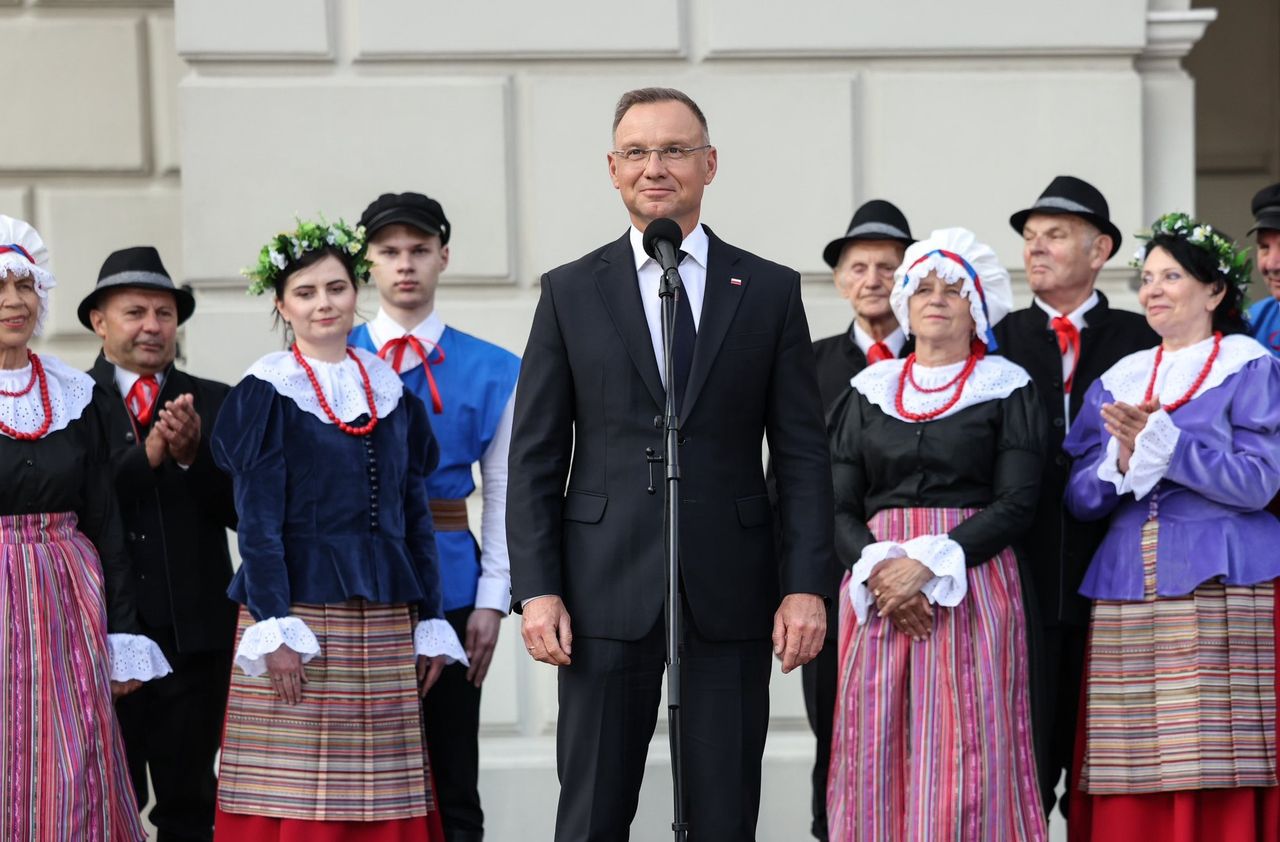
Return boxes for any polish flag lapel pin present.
[729,277,744,286]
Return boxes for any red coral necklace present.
[0,350,53,440]
[292,345,379,436]
[1143,331,1221,413]
[895,352,979,422]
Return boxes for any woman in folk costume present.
[1064,213,1280,841]
[0,215,171,840]
[210,218,467,842]
[826,227,1048,841]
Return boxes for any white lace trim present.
[1098,436,1128,494]
[243,346,403,425]
[851,355,1030,423]
[0,354,93,439]
[847,534,968,625]
[414,618,470,666]
[234,616,321,677]
[1127,409,1181,498]
[1099,333,1268,408]
[107,633,173,682]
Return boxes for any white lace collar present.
[851,354,1031,423]
[1100,333,1267,406]
[364,309,445,375]
[0,353,93,439]
[244,346,403,425]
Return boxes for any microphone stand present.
[648,255,689,842]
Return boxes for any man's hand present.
[155,393,201,466]
[772,593,826,674]
[143,425,168,468]
[888,593,933,642]
[868,556,933,617]
[417,654,448,697]
[521,596,573,666]
[464,608,503,687]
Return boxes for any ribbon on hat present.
[0,244,35,263]
[378,335,445,413]
[903,249,999,353]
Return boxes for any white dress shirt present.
[629,223,709,385]
[851,323,907,360]
[366,307,514,614]
[1033,290,1099,429]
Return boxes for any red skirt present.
[1069,578,1280,842]
[214,807,444,841]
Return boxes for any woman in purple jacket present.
[1064,212,1280,841]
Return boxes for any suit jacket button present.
[1052,417,1065,428]
[125,432,135,442]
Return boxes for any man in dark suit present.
[507,87,834,842]
[994,176,1157,818]
[803,199,913,841]
[80,247,237,842]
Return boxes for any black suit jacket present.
[992,293,1158,626]
[89,353,238,653]
[507,228,835,642]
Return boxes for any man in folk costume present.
[80,247,237,842]
[1246,182,1280,357]
[993,175,1157,816]
[805,198,914,841]
[349,192,519,842]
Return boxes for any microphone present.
[642,218,684,276]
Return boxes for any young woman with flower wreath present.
[1064,213,1280,841]
[825,227,1048,840]
[210,218,466,842]
[0,215,171,841]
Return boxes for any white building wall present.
[2,0,1216,838]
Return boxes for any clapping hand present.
[1101,399,1160,473]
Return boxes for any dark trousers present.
[423,607,485,841]
[115,623,231,842]
[1036,624,1087,818]
[554,613,773,842]
[801,637,837,841]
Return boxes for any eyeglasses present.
[610,145,712,164]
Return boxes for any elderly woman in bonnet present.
[1063,213,1280,841]
[210,218,466,841]
[826,227,1048,840]
[0,215,171,841]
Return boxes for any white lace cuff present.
[846,535,968,626]
[414,619,470,666]
[1128,409,1180,499]
[108,633,173,682]
[1097,436,1130,494]
[234,616,321,677]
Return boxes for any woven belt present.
[430,498,470,532]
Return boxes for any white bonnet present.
[0,215,57,337]
[888,227,1012,349]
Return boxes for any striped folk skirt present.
[215,600,441,841]
[827,507,1045,842]
[1070,519,1280,842]
[0,512,146,842]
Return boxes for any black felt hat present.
[360,192,451,244]
[1009,175,1123,258]
[1248,182,1280,236]
[822,200,915,268]
[78,246,194,330]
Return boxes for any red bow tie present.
[1050,316,1080,394]
[126,374,160,426]
[866,341,894,365]
[378,335,445,413]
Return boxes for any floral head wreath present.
[1131,212,1253,291]
[243,216,371,296]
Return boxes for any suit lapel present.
[594,233,667,409]
[681,228,747,421]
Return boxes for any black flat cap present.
[1009,175,1122,258]
[360,192,451,244]
[78,246,194,330]
[1248,182,1280,236]
[822,200,915,268]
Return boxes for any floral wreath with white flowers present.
[243,217,371,296]
[1130,211,1253,291]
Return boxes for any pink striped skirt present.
[827,507,1045,842]
[0,512,145,842]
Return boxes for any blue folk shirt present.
[1249,297,1280,357]
[351,315,520,612]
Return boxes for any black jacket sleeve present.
[828,388,875,572]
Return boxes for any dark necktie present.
[670,251,696,413]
